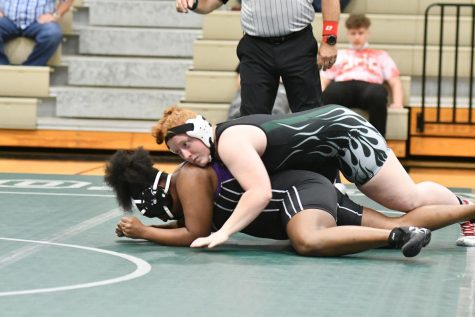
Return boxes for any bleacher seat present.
[0,97,38,129]
[4,38,61,66]
[0,66,50,97]
[177,102,230,125]
[185,71,238,103]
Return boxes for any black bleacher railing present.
[418,3,475,132]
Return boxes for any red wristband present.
[322,20,338,36]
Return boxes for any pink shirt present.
[322,47,400,84]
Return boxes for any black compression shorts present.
[273,170,363,226]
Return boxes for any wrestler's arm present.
[191,126,272,248]
[150,220,184,229]
[118,166,216,246]
[175,165,216,241]
[362,203,475,231]
[116,218,185,236]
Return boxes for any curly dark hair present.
[104,147,158,210]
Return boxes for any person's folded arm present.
[387,76,404,108]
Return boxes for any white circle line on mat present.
[0,237,151,297]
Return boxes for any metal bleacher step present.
[63,55,192,88]
[52,86,183,120]
[411,76,475,103]
[87,0,203,28]
[77,26,200,57]
[37,116,155,132]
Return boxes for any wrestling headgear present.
[132,171,174,220]
[165,115,214,148]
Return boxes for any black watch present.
[323,35,337,46]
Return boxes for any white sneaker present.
[456,198,475,247]
[456,221,475,246]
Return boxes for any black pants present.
[237,25,323,116]
[323,80,388,136]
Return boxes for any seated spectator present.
[0,0,74,66]
[321,14,404,137]
[228,64,290,119]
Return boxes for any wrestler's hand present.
[317,43,337,71]
[176,0,194,13]
[190,230,229,248]
[118,216,146,239]
[115,223,125,237]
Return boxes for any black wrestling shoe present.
[388,227,432,257]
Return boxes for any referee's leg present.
[278,27,323,111]
[237,35,280,115]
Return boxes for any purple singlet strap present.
[211,162,234,198]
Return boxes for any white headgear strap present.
[133,171,174,220]
[153,171,173,219]
[165,115,214,148]
[185,115,214,148]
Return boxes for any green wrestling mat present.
[0,173,474,317]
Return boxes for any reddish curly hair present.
[152,105,198,144]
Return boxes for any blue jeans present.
[0,17,62,66]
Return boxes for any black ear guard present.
[132,171,174,220]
